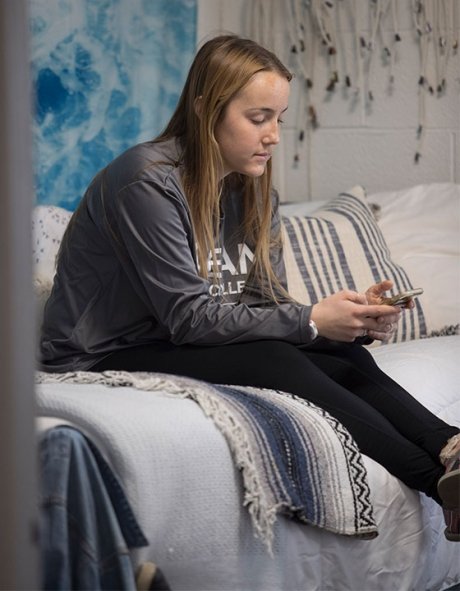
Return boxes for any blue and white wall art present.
[30,0,197,210]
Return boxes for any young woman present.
[40,35,459,539]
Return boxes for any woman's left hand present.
[364,280,405,342]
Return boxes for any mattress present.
[35,336,460,590]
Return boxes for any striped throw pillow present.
[282,186,427,344]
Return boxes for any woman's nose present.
[263,121,280,145]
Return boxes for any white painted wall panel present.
[310,129,453,197]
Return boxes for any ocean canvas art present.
[30,0,197,210]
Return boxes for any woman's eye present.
[250,116,284,126]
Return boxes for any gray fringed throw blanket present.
[36,370,378,550]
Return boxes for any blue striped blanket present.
[36,370,378,550]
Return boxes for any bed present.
[33,182,460,590]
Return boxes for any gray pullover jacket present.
[40,139,313,371]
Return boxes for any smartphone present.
[381,287,424,306]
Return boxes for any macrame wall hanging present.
[247,0,459,166]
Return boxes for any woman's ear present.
[194,95,203,119]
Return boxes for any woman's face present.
[214,71,290,179]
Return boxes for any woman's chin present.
[241,164,267,178]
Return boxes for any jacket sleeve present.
[111,179,313,346]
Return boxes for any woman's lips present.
[254,152,271,160]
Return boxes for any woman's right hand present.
[310,290,400,342]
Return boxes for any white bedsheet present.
[36,336,460,591]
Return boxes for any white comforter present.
[36,336,460,591]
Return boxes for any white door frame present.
[0,0,39,587]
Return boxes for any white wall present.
[197,0,460,201]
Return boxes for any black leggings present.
[92,338,458,503]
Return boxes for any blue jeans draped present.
[39,426,148,590]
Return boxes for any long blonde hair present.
[155,35,292,300]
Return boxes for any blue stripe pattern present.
[207,383,378,539]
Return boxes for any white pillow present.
[32,205,72,281]
[32,205,72,320]
[369,184,460,337]
[282,186,427,345]
[280,200,328,216]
